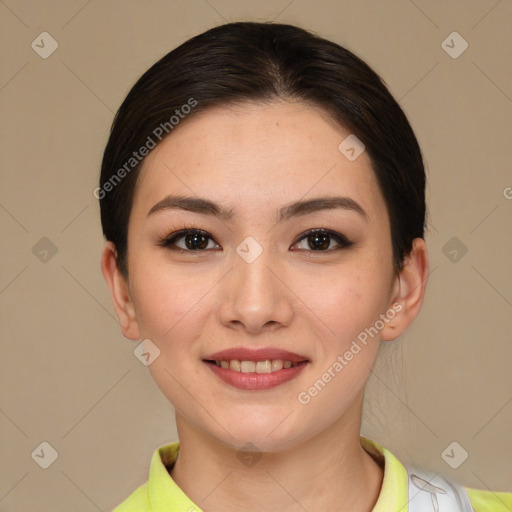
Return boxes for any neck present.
[169,394,384,512]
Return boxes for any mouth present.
[204,359,305,372]
[203,348,310,390]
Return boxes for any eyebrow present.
[147,194,367,222]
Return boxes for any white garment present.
[407,466,475,512]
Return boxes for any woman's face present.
[123,101,400,451]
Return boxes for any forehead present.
[132,101,387,223]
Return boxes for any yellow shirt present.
[112,437,512,511]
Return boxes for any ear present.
[381,238,429,341]
[100,241,140,340]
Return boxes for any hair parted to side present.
[100,22,426,277]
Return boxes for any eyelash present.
[156,226,353,253]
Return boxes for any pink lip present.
[205,360,309,390]
[204,347,309,363]
[203,347,310,391]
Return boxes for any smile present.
[203,347,310,390]
[208,359,300,373]
[203,355,309,390]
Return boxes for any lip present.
[203,347,310,391]
[204,360,309,390]
[204,347,309,363]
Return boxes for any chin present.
[206,414,309,454]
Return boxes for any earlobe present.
[100,241,140,340]
[381,238,429,341]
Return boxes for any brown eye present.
[182,232,210,250]
[293,229,352,252]
[158,229,220,251]
[306,232,331,250]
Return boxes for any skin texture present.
[102,101,428,511]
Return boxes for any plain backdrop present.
[1,1,511,510]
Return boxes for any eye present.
[292,228,353,252]
[157,227,352,253]
[157,229,220,251]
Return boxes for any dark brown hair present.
[99,22,426,276]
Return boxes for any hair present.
[99,21,426,277]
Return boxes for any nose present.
[216,248,294,335]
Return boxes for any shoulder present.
[361,437,512,512]
[111,482,150,512]
[466,487,512,512]
[110,442,181,511]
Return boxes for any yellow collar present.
[143,436,410,511]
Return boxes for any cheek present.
[130,260,219,341]
[298,257,392,346]
[130,265,215,405]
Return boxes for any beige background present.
[1,0,511,510]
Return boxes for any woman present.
[99,22,511,511]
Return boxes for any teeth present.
[229,360,241,371]
[271,360,283,371]
[240,361,256,373]
[256,360,271,373]
[213,359,300,373]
